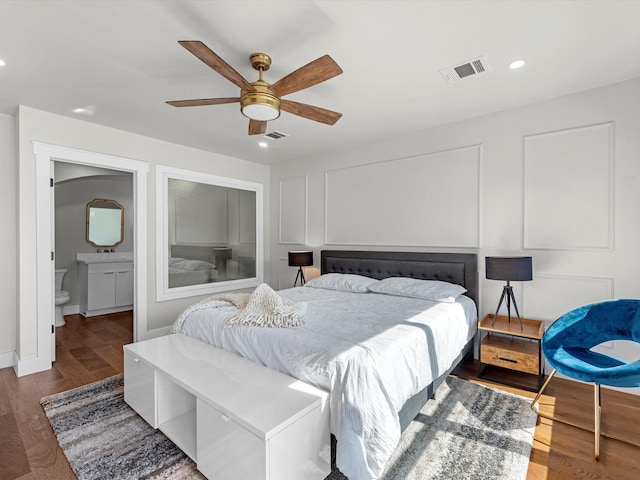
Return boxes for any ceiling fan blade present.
[166,98,240,107]
[271,54,343,97]
[280,99,342,125]
[178,41,255,92]
[248,119,267,135]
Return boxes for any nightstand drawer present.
[481,335,539,375]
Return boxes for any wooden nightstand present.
[478,314,545,391]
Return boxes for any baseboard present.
[145,326,171,339]
[13,351,51,377]
[0,350,14,369]
[63,303,80,315]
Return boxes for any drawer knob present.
[133,358,140,363]
[220,414,230,423]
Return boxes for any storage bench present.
[123,334,330,480]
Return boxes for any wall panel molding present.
[279,176,308,244]
[523,273,614,322]
[324,145,481,247]
[523,122,614,250]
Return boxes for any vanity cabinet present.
[78,260,134,317]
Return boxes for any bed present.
[173,250,478,480]
[168,245,219,288]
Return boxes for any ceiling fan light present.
[242,103,280,121]
[241,91,280,121]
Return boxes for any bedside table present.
[478,314,545,391]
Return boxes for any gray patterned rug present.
[41,374,536,480]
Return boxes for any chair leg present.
[531,369,557,410]
[594,383,601,461]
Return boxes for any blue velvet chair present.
[530,299,640,460]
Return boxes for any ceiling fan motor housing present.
[240,80,281,121]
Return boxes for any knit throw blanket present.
[171,283,306,333]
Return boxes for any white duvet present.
[176,286,477,480]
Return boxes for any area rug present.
[41,374,536,480]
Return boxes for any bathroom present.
[54,162,134,327]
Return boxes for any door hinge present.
[50,178,54,187]
[52,325,55,334]
[51,251,54,261]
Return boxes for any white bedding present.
[176,286,477,480]
[168,257,218,288]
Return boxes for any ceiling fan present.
[166,41,343,135]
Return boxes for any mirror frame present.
[86,198,125,248]
[156,165,263,301]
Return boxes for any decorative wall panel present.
[239,189,256,244]
[325,146,481,246]
[279,176,307,244]
[524,123,614,250]
[524,273,614,373]
[176,191,228,244]
[523,274,614,322]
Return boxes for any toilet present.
[55,268,70,327]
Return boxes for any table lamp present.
[288,251,313,287]
[485,256,533,330]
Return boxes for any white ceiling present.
[2,0,640,165]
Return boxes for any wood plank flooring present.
[0,312,132,480]
[1,313,639,479]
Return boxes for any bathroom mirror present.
[156,165,263,302]
[86,198,125,247]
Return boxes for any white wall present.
[270,77,640,385]
[0,113,17,363]
[14,106,270,366]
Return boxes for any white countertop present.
[76,252,133,264]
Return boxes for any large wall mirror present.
[156,165,263,301]
[86,198,125,247]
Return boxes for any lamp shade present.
[288,250,313,267]
[485,256,532,281]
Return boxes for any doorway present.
[26,142,149,376]
[53,163,134,359]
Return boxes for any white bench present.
[124,334,330,480]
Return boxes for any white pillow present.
[304,273,378,293]
[171,259,216,270]
[368,277,466,302]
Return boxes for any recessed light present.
[0,58,6,67]
[258,142,268,148]
[508,60,525,70]
[72,106,95,115]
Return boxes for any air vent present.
[440,56,490,83]
[264,131,289,140]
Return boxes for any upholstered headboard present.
[321,250,478,309]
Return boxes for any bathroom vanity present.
[77,253,134,317]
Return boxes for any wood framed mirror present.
[86,198,125,247]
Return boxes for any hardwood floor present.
[1,314,639,480]
[0,312,132,480]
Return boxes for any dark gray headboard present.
[321,250,478,309]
